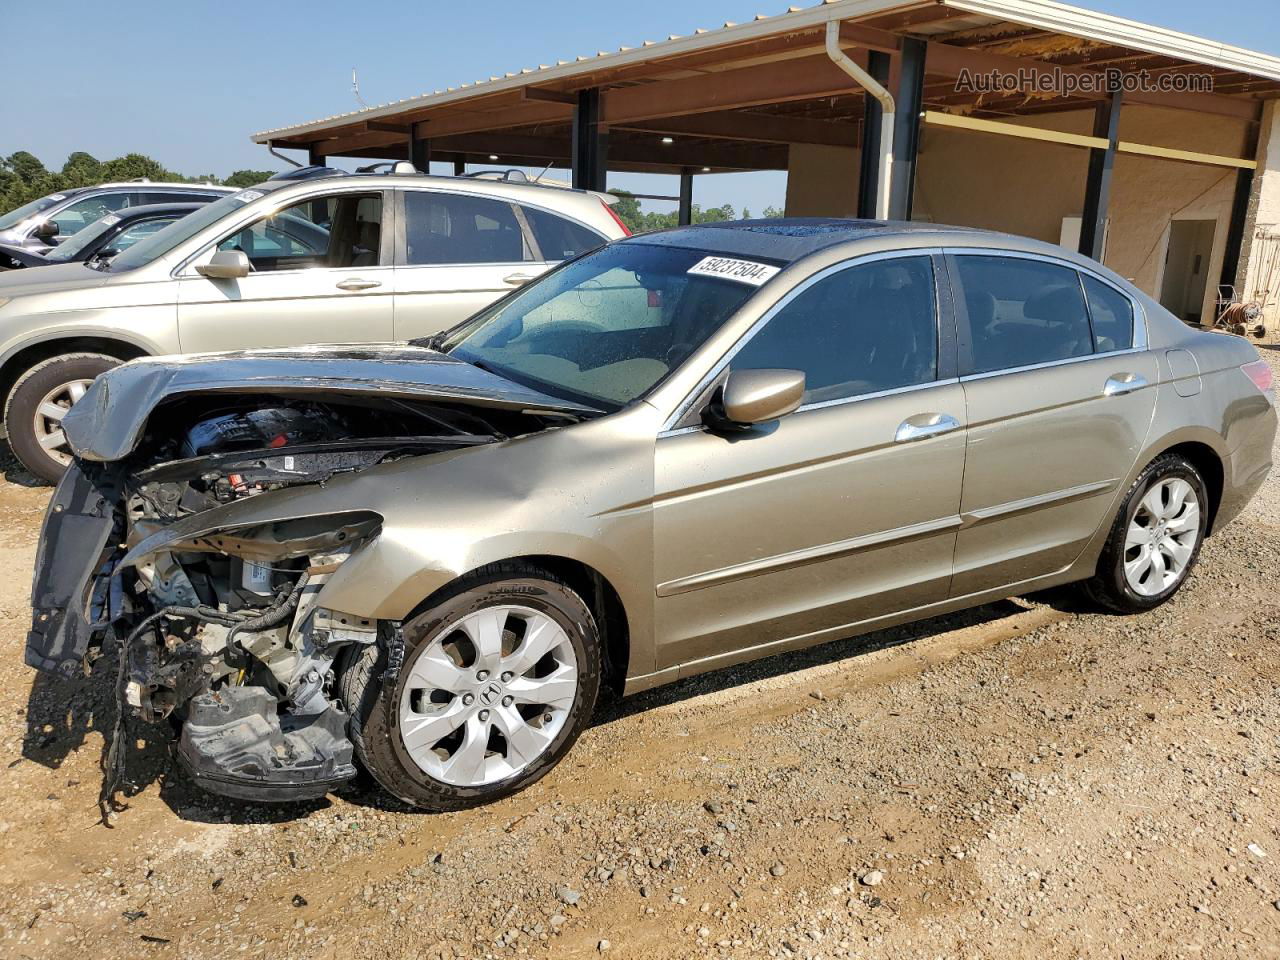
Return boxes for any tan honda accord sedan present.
[26,220,1276,813]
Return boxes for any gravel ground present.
[1,347,1279,960]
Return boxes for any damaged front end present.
[25,346,594,809]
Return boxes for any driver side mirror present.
[33,220,59,240]
[704,369,806,431]
[196,249,252,279]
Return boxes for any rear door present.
[391,190,608,340]
[177,189,394,352]
[947,251,1157,597]
[392,188,534,340]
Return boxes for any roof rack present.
[463,169,530,183]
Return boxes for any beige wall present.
[785,143,861,217]
[1240,100,1280,338]
[786,104,1253,324]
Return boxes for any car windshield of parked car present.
[0,194,61,231]
[442,242,773,409]
[106,187,281,273]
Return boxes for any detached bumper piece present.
[177,688,356,802]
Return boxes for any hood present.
[63,342,600,462]
[0,260,111,295]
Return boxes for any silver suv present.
[0,169,629,481]
[0,180,232,254]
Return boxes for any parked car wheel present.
[1083,453,1208,612]
[341,562,602,811]
[5,353,120,484]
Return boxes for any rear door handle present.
[1103,372,1147,396]
[503,272,538,286]
[336,278,381,291]
[895,412,962,443]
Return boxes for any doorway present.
[1159,219,1217,324]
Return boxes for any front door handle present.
[503,272,538,286]
[895,412,962,443]
[336,278,381,291]
[1103,372,1147,396]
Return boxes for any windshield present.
[43,213,121,261]
[0,194,63,231]
[106,186,279,273]
[442,242,773,408]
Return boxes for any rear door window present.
[402,191,529,265]
[521,206,606,261]
[954,255,1093,375]
[49,192,135,236]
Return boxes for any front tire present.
[1082,453,1208,612]
[5,352,120,484]
[341,562,601,811]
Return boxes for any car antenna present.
[352,67,368,108]
[532,161,555,183]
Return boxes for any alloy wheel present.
[397,605,579,786]
[1123,477,1201,597]
[31,378,92,466]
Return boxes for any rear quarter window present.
[522,206,607,261]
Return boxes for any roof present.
[631,217,978,260]
[252,0,1280,158]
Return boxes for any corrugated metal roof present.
[251,0,1280,144]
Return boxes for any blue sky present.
[3,0,1275,214]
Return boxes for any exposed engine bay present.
[25,349,592,818]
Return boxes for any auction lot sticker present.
[688,256,780,286]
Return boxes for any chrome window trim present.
[659,248,948,434]
[958,346,1142,383]
[943,246,1147,354]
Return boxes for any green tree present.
[224,169,276,188]
[763,205,784,218]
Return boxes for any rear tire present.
[340,562,601,811]
[1082,453,1208,613]
[5,352,120,484]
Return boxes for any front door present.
[947,252,1158,597]
[177,190,393,352]
[653,253,967,672]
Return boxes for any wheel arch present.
[1155,439,1225,535]
[0,335,151,410]
[401,554,634,698]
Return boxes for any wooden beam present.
[925,41,1262,123]
[1115,140,1257,169]
[922,110,1258,169]
[601,53,869,125]
[431,131,785,170]
[923,110,1109,149]
[838,21,903,55]
[615,110,858,147]
[365,120,411,134]
[524,87,577,105]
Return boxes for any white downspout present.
[825,19,895,220]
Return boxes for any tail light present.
[1241,359,1274,395]
[600,198,632,237]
